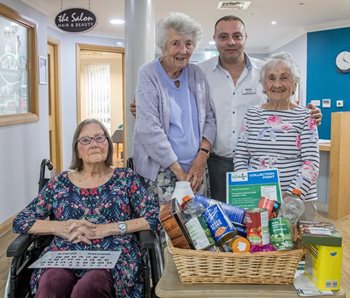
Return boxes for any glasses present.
[77,135,107,145]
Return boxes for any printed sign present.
[29,251,120,269]
[226,169,282,209]
[55,8,97,33]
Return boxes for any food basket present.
[168,241,304,285]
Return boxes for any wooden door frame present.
[76,44,125,124]
[47,40,62,172]
[76,44,125,167]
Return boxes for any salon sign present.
[55,8,97,33]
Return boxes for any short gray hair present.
[259,52,301,86]
[70,118,114,171]
[156,12,202,52]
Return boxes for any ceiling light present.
[209,41,215,45]
[110,19,125,25]
[271,21,277,25]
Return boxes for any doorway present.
[47,41,62,172]
[76,44,125,168]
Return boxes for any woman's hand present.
[53,219,97,244]
[187,152,207,192]
[169,161,187,181]
[308,103,322,125]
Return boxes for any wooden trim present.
[75,44,126,167]
[0,216,15,237]
[47,41,62,172]
[328,112,350,219]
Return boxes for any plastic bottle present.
[181,196,216,250]
[172,181,194,205]
[280,189,305,226]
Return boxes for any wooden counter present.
[327,112,350,219]
[155,248,346,298]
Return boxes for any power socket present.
[336,100,344,108]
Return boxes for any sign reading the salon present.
[55,8,97,33]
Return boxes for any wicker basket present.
[168,241,304,285]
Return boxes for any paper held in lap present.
[29,251,121,269]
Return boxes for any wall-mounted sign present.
[55,8,97,33]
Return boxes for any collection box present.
[304,244,342,291]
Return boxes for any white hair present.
[156,12,202,52]
[259,52,301,85]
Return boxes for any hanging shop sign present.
[55,8,97,33]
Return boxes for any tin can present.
[222,235,251,253]
[271,200,281,219]
[202,204,237,244]
[244,208,270,245]
[258,197,275,218]
[194,194,245,224]
[233,222,247,237]
[269,217,293,250]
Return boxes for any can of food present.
[244,208,270,245]
[258,197,275,218]
[194,194,245,224]
[225,235,251,253]
[202,204,237,244]
[269,217,293,250]
[233,222,247,237]
[271,200,281,219]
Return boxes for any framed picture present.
[39,56,47,85]
[0,3,38,126]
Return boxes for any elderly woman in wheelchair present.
[12,118,161,298]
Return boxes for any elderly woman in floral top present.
[234,52,319,221]
[13,119,160,298]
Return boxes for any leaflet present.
[29,250,120,269]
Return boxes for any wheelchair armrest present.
[7,234,34,257]
[136,230,158,249]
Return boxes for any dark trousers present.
[35,268,114,298]
[207,154,234,203]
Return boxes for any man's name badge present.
[242,87,256,95]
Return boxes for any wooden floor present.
[1,213,349,297]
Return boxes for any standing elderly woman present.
[133,12,216,205]
[13,119,160,298]
[234,52,319,221]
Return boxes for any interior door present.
[77,44,125,168]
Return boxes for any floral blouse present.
[13,167,161,297]
[234,105,319,201]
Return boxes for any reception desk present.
[155,248,346,298]
[318,112,350,219]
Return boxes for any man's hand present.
[308,103,322,126]
[130,100,136,117]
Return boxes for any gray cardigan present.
[132,59,216,181]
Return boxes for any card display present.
[29,251,121,269]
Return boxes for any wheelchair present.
[5,159,163,298]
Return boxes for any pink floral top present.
[234,105,319,201]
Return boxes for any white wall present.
[272,34,307,105]
[0,0,49,223]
